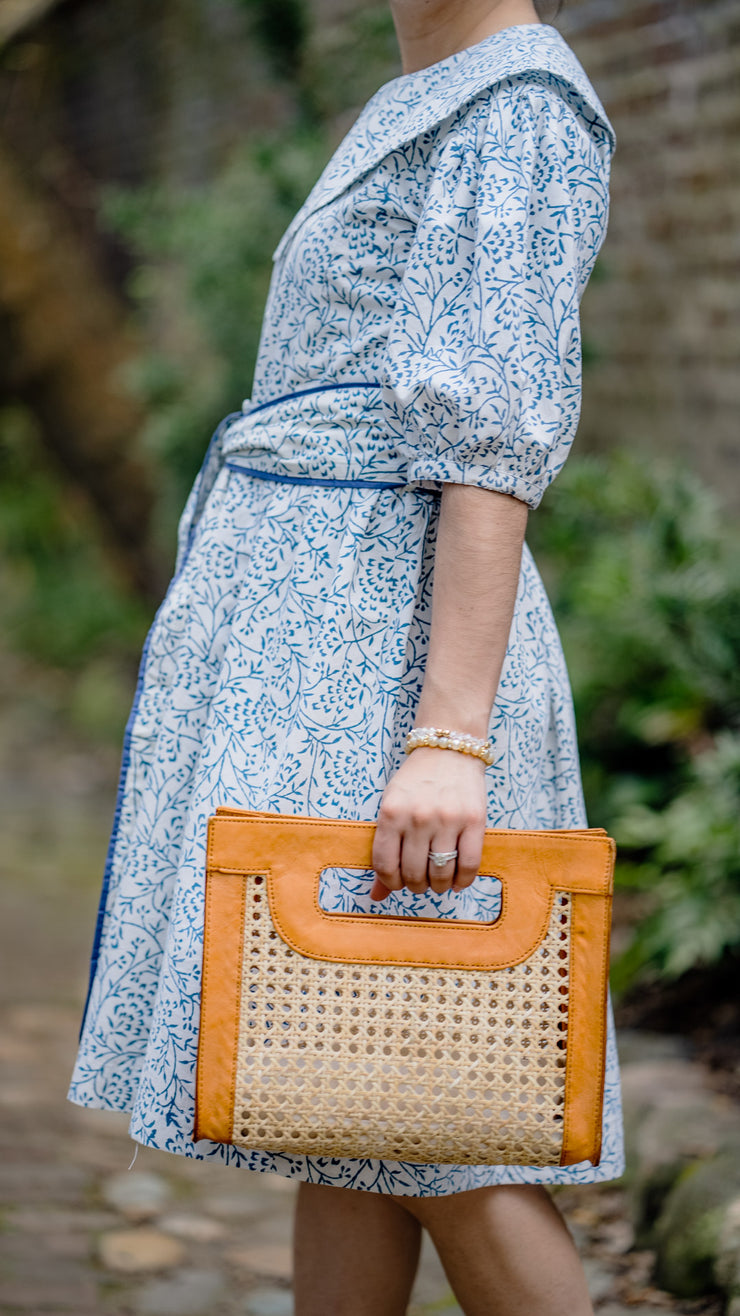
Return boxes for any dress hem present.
[66,1090,624,1194]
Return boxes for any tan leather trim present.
[207,813,615,972]
[559,891,612,1166]
[193,828,246,1143]
[214,807,607,837]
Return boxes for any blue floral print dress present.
[69,21,625,1194]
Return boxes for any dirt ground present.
[0,676,725,1315]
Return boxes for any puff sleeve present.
[380,78,612,508]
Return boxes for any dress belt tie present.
[181,382,405,559]
[224,463,405,492]
[243,380,382,417]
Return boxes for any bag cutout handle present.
[315,865,502,925]
[207,813,615,972]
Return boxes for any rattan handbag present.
[194,808,615,1167]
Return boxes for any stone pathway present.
[0,702,728,1315]
[0,973,727,1314]
[0,1005,721,1316]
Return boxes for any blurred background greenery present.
[0,0,738,1038]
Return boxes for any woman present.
[70,0,624,1311]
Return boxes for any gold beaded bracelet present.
[404,726,495,766]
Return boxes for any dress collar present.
[274,23,616,262]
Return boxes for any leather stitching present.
[560,892,611,1165]
[231,855,555,970]
[195,823,247,1141]
[263,869,557,971]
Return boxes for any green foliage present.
[236,0,310,77]
[0,406,148,730]
[301,6,400,121]
[610,734,740,987]
[103,129,329,527]
[531,452,740,986]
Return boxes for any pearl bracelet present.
[404,726,495,766]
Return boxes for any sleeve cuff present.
[404,458,548,510]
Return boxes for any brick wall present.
[558,0,740,504]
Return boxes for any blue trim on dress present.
[187,412,243,547]
[78,623,155,1037]
[225,461,404,490]
[244,381,381,417]
[78,413,239,1038]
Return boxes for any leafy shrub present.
[610,733,740,987]
[531,451,740,986]
[103,129,329,528]
[0,407,149,670]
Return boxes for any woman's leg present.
[293,1182,422,1316]
[398,1183,593,1316]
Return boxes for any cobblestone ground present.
[0,700,725,1316]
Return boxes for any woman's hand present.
[370,747,487,901]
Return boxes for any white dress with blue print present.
[69,22,625,1193]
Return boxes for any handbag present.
[194,807,615,1167]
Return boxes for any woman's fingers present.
[399,826,433,892]
[374,815,458,897]
[453,821,484,890]
[371,809,404,901]
[372,826,484,898]
[426,833,460,894]
[371,753,487,899]
[369,875,392,901]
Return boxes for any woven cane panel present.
[231,875,570,1165]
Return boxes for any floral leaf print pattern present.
[383,83,607,506]
[69,24,624,1194]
